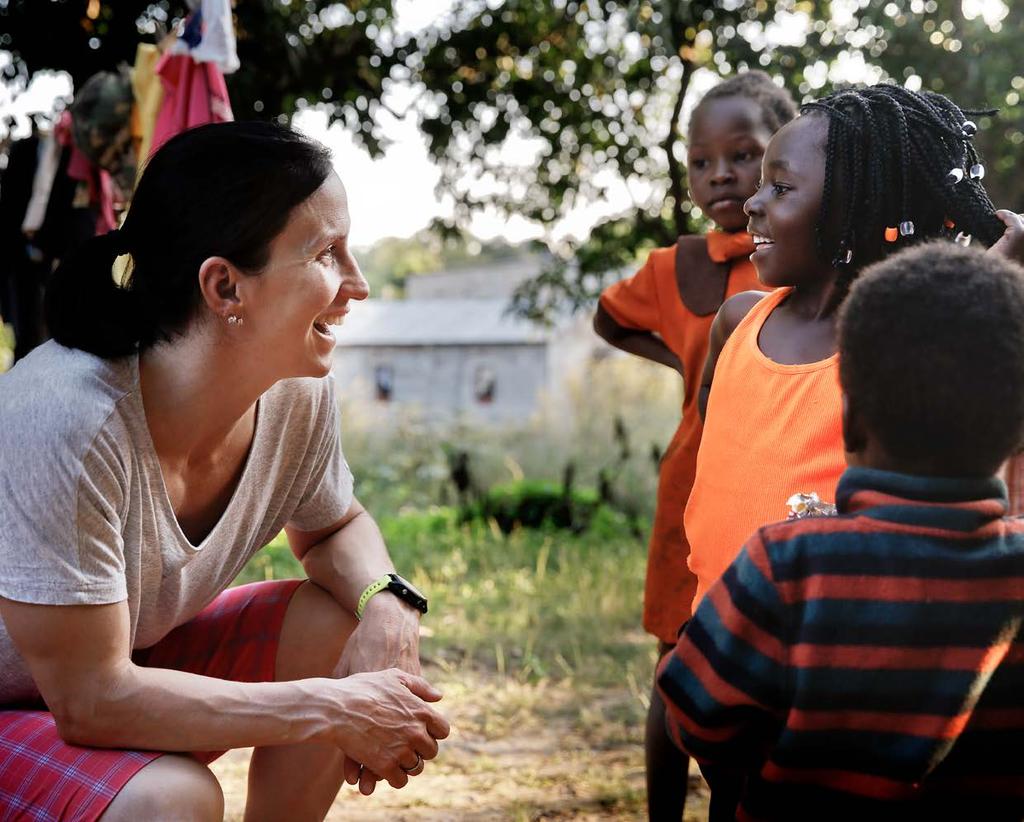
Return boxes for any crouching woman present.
[0,121,448,820]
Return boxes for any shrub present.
[470,479,600,534]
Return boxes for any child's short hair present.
[838,242,1024,474]
[692,70,797,134]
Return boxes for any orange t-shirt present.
[683,286,846,612]
[600,230,765,643]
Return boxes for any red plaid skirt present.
[0,578,304,821]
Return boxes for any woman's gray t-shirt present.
[0,341,354,704]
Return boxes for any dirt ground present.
[210,668,711,821]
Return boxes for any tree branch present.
[663,55,694,237]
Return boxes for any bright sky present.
[294,0,659,248]
[0,0,1009,248]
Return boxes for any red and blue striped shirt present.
[658,466,1024,820]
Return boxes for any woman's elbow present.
[48,680,127,747]
[50,694,103,745]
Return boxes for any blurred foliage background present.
[2,0,1021,319]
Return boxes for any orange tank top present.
[683,286,845,612]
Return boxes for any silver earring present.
[226,314,243,326]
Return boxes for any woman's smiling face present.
[744,115,833,288]
[237,172,370,380]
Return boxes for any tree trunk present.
[664,56,695,237]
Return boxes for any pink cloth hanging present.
[150,52,233,158]
[60,111,117,235]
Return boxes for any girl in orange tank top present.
[685,85,1024,616]
[685,286,844,608]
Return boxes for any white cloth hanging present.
[170,0,240,74]
[21,132,61,234]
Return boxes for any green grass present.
[235,505,655,690]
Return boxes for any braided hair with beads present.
[800,84,1003,304]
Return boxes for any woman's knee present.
[100,755,223,822]
[275,580,357,681]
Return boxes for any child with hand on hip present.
[593,71,796,821]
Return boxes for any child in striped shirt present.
[659,242,1024,820]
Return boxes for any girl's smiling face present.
[744,115,834,288]
[687,96,774,233]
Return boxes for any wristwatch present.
[356,573,428,620]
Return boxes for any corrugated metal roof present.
[404,255,546,299]
[334,298,551,347]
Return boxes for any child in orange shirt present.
[594,71,795,820]
[683,81,1024,818]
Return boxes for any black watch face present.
[389,573,428,613]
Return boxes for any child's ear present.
[841,392,868,457]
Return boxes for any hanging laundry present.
[21,128,61,235]
[190,0,240,74]
[168,0,240,75]
[69,71,133,234]
[32,111,96,263]
[150,51,233,157]
[179,5,206,49]
[69,71,135,186]
[65,141,116,236]
[130,43,165,181]
[0,126,48,360]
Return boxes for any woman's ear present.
[198,256,242,320]
[842,391,868,460]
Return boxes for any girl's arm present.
[593,301,683,374]
[697,291,767,420]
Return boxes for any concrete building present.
[331,256,600,425]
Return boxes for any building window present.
[473,365,496,404]
[374,365,394,401]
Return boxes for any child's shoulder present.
[641,242,681,272]
[721,289,770,321]
[752,511,862,574]
[711,289,771,342]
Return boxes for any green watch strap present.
[356,575,392,621]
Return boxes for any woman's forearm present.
[300,506,394,614]
[61,664,338,751]
[60,659,445,788]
